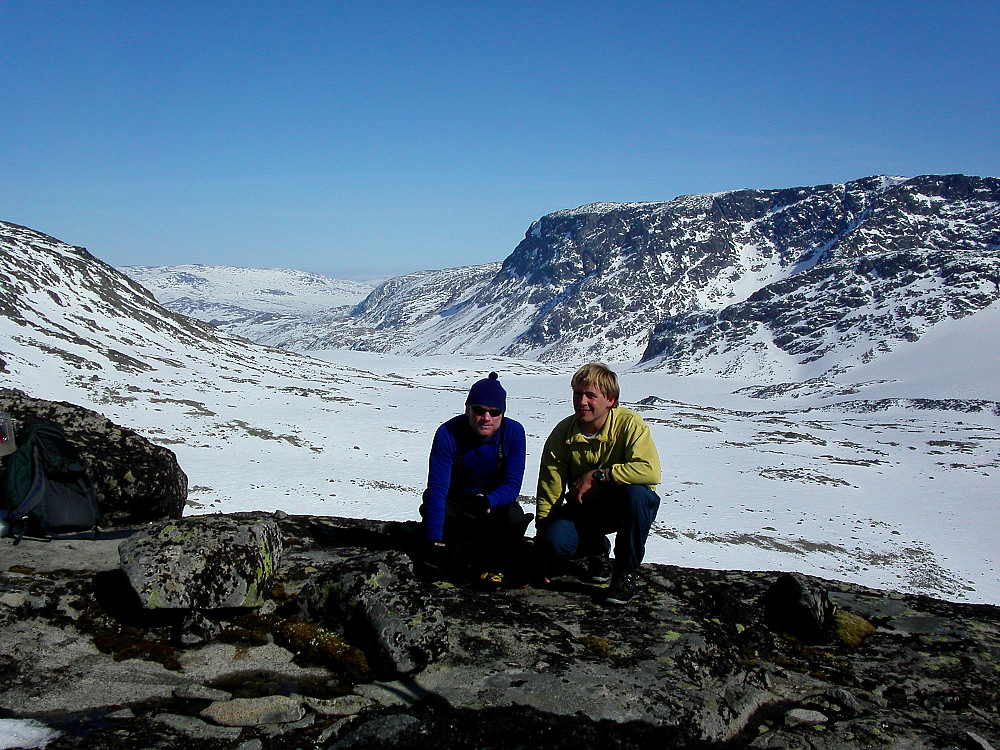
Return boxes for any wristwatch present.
[593,469,607,483]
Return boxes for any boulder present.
[200,695,306,727]
[761,572,834,642]
[299,549,447,676]
[119,515,282,609]
[0,388,187,525]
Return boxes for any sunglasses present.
[470,405,503,417]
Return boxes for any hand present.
[463,492,491,518]
[567,470,598,504]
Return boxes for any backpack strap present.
[10,458,50,545]
[496,419,506,472]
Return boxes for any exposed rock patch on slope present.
[640,174,1000,378]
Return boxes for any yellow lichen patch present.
[275,618,371,683]
[833,610,876,647]
[579,634,611,656]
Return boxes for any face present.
[573,382,616,432]
[467,404,503,439]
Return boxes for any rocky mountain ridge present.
[122,174,1000,382]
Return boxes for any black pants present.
[421,492,530,575]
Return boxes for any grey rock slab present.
[784,708,830,727]
[153,713,242,741]
[200,695,305,727]
[0,623,327,715]
[301,693,375,717]
[1,532,138,574]
[173,684,233,702]
[885,614,955,635]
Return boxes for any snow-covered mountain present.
[120,264,372,313]
[355,174,1000,374]
[0,219,429,490]
[124,175,1000,385]
[639,174,1000,379]
[3,210,999,607]
[118,264,373,349]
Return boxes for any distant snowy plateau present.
[3,174,999,605]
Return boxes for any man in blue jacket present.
[420,372,530,587]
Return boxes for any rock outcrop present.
[0,388,187,525]
[298,548,448,676]
[119,516,282,610]
[1,512,997,750]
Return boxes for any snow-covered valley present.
[3,200,998,607]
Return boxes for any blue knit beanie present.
[466,372,506,412]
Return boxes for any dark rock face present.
[1,512,998,750]
[0,388,187,525]
[641,174,1000,373]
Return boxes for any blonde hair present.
[571,363,619,405]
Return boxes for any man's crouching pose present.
[535,363,661,604]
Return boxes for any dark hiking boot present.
[476,570,505,590]
[603,570,637,605]
[586,552,613,584]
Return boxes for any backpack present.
[1,418,102,544]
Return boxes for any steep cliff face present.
[640,174,1000,378]
[465,174,1000,373]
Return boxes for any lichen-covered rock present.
[272,618,371,682]
[0,388,186,525]
[298,549,447,676]
[119,515,281,609]
[831,608,876,647]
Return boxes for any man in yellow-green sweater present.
[535,363,661,604]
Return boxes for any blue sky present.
[3,1,998,279]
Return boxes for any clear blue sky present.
[3,1,998,279]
